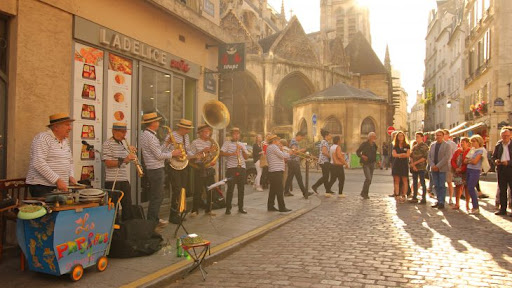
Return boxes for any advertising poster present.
[106,53,132,179]
[72,43,104,188]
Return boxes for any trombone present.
[282,146,318,162]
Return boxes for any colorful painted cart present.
[16,190,122,281]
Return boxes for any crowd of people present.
[25,112,512,237]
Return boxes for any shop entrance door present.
[0,15,8,178]
[139,64,185,203]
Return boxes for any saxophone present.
[162,126,189,170]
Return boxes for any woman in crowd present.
[312,129,332,195]
[464,135,486,214]
[409,132,429,204]
[451,137,471,210]
[252,134,264,191]
[391,131,410,203]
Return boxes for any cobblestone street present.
[167,170,512,287]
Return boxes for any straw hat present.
[266,134,279,143]
[47,113,75,127]
[112,122,128,130]
[176,119,194,129]
[141,112,162,124]
[197,123,211,132]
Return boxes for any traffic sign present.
[387,126,395,135]
[312,114,317,125]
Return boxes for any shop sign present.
[204,69,217,94]
[74,17,201,79]
[218,43,245,72]
[494,97,505,106]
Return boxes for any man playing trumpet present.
[189,123,217,216]
[102,122,136,221]
[220,127,249,215]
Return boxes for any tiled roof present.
[345,32,389,75]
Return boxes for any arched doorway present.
[298,118,308,135]
[220,71,264,137]
[274,72,314,126]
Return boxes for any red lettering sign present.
[170,59,190,73]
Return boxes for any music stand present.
[174,188,189,237]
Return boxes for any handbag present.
[259,154,268,167]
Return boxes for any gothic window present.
[323,116,342,135]
[299,118,308,135]
[360,117,375,136]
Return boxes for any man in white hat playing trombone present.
[26,113,77,197]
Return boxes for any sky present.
[267,0,437,112]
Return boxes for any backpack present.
[108,219,163,258]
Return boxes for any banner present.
[218,43,245,72]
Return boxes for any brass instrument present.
[236,143,243,167]
[122,140,144,177]
[163,125,189,170]
[282,146,318,162]
[189,138,220,169]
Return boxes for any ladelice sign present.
[218,43,245,72]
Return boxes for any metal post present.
[305,159,309,199]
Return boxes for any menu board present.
[106,53,132,179]
[72,43,104,188]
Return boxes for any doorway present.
[0,15,9,178]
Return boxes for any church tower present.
[320,0,371,45]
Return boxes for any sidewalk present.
[0,184,321,288]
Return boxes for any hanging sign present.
[218,43,245,72]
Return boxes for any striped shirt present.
[318,139,330,164]
[166,131,190,153]
[267,144,290,172]
[140,129,172,170]
[102,137,129,181]
[221,141,248,168]
[289,138,300,162]
[189,138,214,164]
[26,131,74,186]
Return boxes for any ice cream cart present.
[16,189,122,281]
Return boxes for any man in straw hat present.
[165,118,194,223]
[266,134,292,212]
[26,113,77,196]
[102,122,136,221]
[220,127,249,214]
[140,112,181,226]
[189,123,217,216]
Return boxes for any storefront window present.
[0,15,8,178]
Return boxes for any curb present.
[119,197,321,288]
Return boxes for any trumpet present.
[122,140,144,177]
[282,147,318,162]
[236,143,243,167]
[162,125,188,170]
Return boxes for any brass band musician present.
[220,127,249,215]
[102,122,136,221]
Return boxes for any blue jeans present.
[431,171,446,205]
[146,168,164,222]
[361,164,375,197]
[412,170,426,200]
[466,168,480,209]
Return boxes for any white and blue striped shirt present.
[102,137,129,181]
[26,131,74,186]
[189,138,215,164]
[267,144,290,172]
[221,141,248,169]
[140,129,172,170]
[166,131,190,153]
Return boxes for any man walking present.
[356,132,378,199]
[443,129,458,205]
[428,129,451,209]
[493,127,512,216]
[284,132,310,197]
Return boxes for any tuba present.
[163,125,189,170]
[191,100,230,168]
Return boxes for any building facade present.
[319,0,371,46]
[408,92,426,139]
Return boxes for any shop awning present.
[451,122,486,137]
[449,122,468,134]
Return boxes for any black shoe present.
[478,194,490,199]
[419,199,427,204]
[268,207,279,212]
[495,211,507,216]
[361,194,369,199]
[431,203,439,208]
[326,191,335,195]
[438,204,445,209]
[279,208,292,212]
[238,209,247,214]
[284,192,294,197]
[460,195,466,200]
[408,198,418,203]
[225,210,231,215]
[303,192,313,197]
[388,194,395,197]
[312,186,318,194]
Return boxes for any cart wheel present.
[96,256,108,272]
[70,265,84,281]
